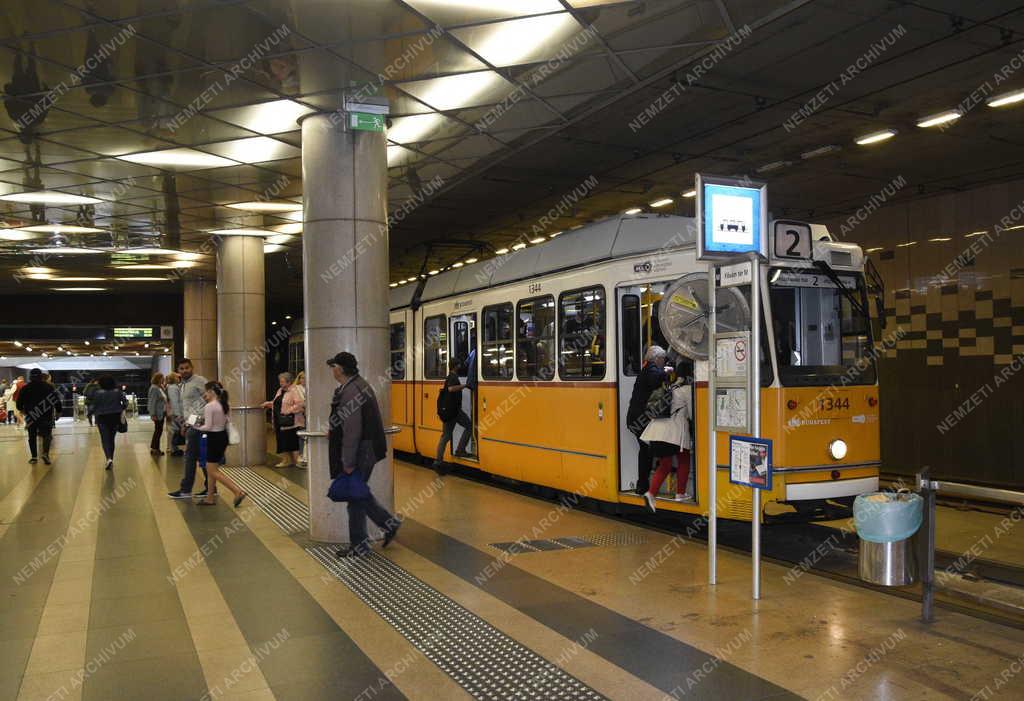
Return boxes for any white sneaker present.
[643,492,657,513]
[673,493,690,502]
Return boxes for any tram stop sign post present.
[695,173,768,600]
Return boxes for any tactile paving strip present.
[220,467,309,534]
[308,545,606,701]
[488,533,645,554]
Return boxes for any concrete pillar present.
[301,110,391,543]
[183,279,217,379]
[216,235,268,467]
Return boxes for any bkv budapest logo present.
[633,261,652,274]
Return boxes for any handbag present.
[277,413,296,428]
[327,469,370,502]
[227,420,240,445]
[117,411,128,433]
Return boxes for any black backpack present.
[437,383,457,422]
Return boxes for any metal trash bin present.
[854,492,923,586]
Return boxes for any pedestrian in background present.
[83,376,99,426]
[2,379,17,424]
[261,371,305,468]
[92,375,127,470]
[148,372,168,456]
[166,372,184,455]
[195,381,247,507]
[10,375,25,427]
[167,359,208,499]
[295,371,308,466]
[432,357,472,474]
[327,352,398,558]
[16,368,60,465]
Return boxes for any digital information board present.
[696,174,768,261]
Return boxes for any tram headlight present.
[828,439,848,460]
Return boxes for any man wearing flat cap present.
[327,351,398,557]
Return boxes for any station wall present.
[821,177,1024,489]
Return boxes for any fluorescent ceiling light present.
[429,269,441,275]
[52,287,106,292]
[387,113,448,144]
[495,248,509,255]
[173,252,203,261]
[208,228,273,237]
[26,273,54,279]
[896,241,917,248]
[624,207,642,215]
[271,223,303,235]
[264,243,287,253]
[529,236,545,244]
[265,234,293,245]
[987,88,1024,108]
[928,237,952,242]
[964,230,987,238]
[389,282,398,288]
[398,71,514,111]
[210,99,313,133]
[224,201,302,213]
[22,267,54,274]
[452,261,464,268]
[202,137,299,163]
[29,247,103,254]
[0,230,37,240]
[511,242,527,250]
[387,144,418,168]
[865,247,883,253]
[800,145,841,159]
[114,277,169,281]
[682,189,696,198]
[170,260,199,268]
[44,276,106,281]
[464,257,478,264]
[917,110,962,128]
[549,231,563,237]
[0,191,101,205]
[406,0,562,24]
[450,13,585,67]
[19,224,106,234]
[116,148,236,170]
[650,197,673,207]
[118,247,182,255]
[756,160,791,173]
[855,129,897,145]
[1005,224,1024,231]
[114,264,173,270]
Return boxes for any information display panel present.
[729,435,773,490]
[696,174,768,261]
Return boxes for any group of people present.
[626,345,694,513]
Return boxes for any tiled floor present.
[2,419,1024,700]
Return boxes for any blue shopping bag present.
[327,469,370,502]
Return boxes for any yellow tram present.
[387,214,880,521]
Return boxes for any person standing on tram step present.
[626,345,668,495]
[148,372,168,456]
[16,368,61,465]
[640,360,693,512]
[195,381,247,508]
[167,358,209,499]
[261,371,305,468]
[432,357,472,475]
[326,351,398,558]
[92,375,127,470]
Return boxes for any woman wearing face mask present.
[195,381,247,508]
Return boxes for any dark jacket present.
[16,379,61,426]
[328,374,387,480]
[92,388,127,416]
[626,362,667,435]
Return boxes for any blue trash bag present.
[853,491,923,543]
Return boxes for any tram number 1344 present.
[817,397,850,411]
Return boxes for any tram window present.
[482,303,514,380]
[516,295,555,381]
[559,286,606,380]
[424,314,448,379]
[389,322,406,380]
[621,295,641,376]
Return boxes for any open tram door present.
[449,311,478,459]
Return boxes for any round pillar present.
[301,110,391,543]
[183,279,218,379]
[216,235,268,467]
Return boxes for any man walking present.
[327,351,398,558]
[167,358,209,499]
[16,368,60,464]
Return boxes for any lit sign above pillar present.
[695,173,768,261]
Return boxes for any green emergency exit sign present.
[350,112,385,132]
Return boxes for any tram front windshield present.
[768,268,875,386]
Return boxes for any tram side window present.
[424,314,447,379]
[516,295,555,380]
[559,286,606,380]
[389,322,406,380]
[621,294,641,376]
[482,303,514,380]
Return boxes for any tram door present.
[449,313,478,459]
[616,283,670,491]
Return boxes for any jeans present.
[169,417,185,450]
[435,411,472,462]
[179,427,209,493]
[96,414,119,460]
[27,422,53,458]
[348,493,395,550]
[150,416,164,451]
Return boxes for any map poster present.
[729,435,773,490]
[714,387,748,433]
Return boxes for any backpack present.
[437,383,457,422]
[645,384,673,420]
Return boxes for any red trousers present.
[649,449,691,496]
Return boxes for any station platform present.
[3,421,1024,700]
